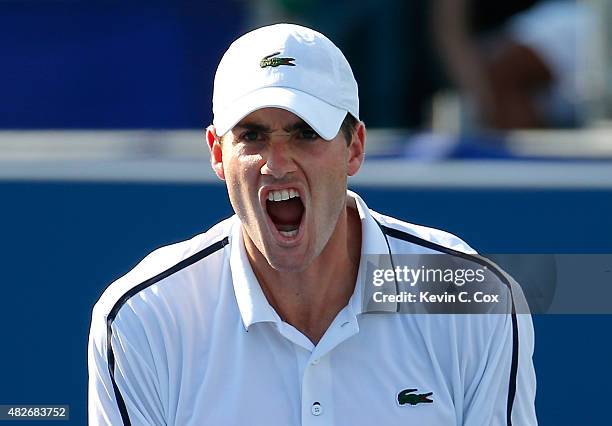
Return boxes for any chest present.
[161,316,463,426]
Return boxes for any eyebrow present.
[232,122,270,133]
[233,118,315,134]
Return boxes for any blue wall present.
[0,182,610,424]
[0,1,244,128]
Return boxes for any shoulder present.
[92,216,235,322]
[369,207,532,317]
[370,210,476,255]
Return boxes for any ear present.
[206,125,225,181]
[347,121,366,176]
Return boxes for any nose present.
[260,140,297,179]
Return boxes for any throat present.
[267,198,304,230]
[258,264,357,345]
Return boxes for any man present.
[89,24,537,425]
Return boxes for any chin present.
[265,251,312,273]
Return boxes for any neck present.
[247,203,362,344]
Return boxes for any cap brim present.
[213,87,347,141]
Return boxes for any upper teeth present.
[267,189,300,202]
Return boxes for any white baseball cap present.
[212,23,359,141]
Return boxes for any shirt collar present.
[347,190,397,314]
[229,217,280,330]
[229,190,395,331]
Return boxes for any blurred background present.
[0,0,610,424]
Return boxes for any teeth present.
[279,229,299,237]
[267,189,301,202]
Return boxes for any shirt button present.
[311,402,323,416]
[311,358,320,365]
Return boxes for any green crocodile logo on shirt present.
[260,52,296,68]
[397,388,433,406]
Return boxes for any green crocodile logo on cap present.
[260,52,296,68]
[397,388,433,406]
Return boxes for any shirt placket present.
[276,306,359,426]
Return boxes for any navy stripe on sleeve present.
[105,237,229,426]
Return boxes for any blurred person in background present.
[434,0,599,129]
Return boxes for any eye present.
[297,128,320,140]
[238,130,262,142]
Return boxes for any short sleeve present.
[88,303,166,426]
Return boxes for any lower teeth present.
[279,229,298,237]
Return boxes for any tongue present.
[267,198,304,227]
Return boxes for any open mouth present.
[265,188,305,239]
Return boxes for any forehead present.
[233,107,308,129]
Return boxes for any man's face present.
[207,107,364,272]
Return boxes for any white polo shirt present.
[88,191,537,426]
